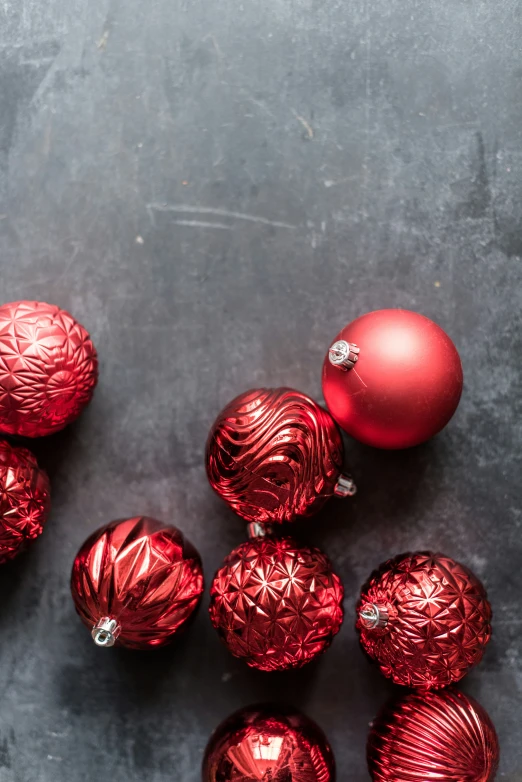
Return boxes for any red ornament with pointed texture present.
[203,705,336,782]
[71,516,204,649]
[0,300,98,437]
[209,534,343,671]
[356,551,492,689]
[322,309,463,449]
[0,440,50,562]
[206,387,355,525]
[367,689,499,781]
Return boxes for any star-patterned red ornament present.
[0,300,98,437]
[356,551,492,689]
[209,535,344,671]
[0,440,51,563]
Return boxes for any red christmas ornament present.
[322,309,463,449]
[367,689,499,781]
[203,705,335,782]
[356,552,492,689]
[209,533,343,671]
[0,300,98,437]
[71,516,204,649]
[206,387,355,525]
[0,440,50,562]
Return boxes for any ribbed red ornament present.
[367,689,499,781]
[322,309,463,449]
[206,387,355,525]
[71,516,204,649]
[209,536,343,671]
[356,552,492,689]
[0,300,98,437]
[203,705,336,782]
[0,440,50,562]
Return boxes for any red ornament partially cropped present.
[367,689,499,781]
[356,551,492,689]
[203,705,336,782]
[206,387,355,525]
[209,535,343,671]
[322,309,463,449]
[0,440,50,562]
[0,300,98,437]
[71,516,204,649]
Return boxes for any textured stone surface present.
[0,0,520,779]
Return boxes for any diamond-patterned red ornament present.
[0,300,98,437]
[209,536,344,671]
[356,551,492,689]
[0,440,50,563]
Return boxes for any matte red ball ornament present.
[209,534,343,671]
[322,309,463,449]
[0,300,98,437]
[0,440,50,562]
[356,551,492,689]
[367,689,499,781]
[71,516,204,649]
[206,387,355,525]
[203,705,336,782]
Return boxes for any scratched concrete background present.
[0,0,521,779]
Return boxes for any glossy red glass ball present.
[356,551,492,689]
[368,689,499,781]
[0,300,98,437]
[203,705,336,782]
[0,440,50,562]
[322,309,463,449]
[209,536,343,671]
[71,516,204,649]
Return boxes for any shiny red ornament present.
[367,689,499,781]
[71,516,204,649]
[322,309,463,449]
[0,440,50,562]
[209,535,343,671]
[356,551,492,689]
[203,705,336,782]
[206,387,355,525]
[0,300,98,437]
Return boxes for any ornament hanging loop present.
[359,602,389,630]
[328,340,360,371]
[247,521,273,539]
[91,617,121,648]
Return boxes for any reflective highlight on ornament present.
[71,516,204,649]
[0,300,98,437]
[203,705,336,782]
[0,440,50,562]
[367,689,499,781]
[206,387,355,524]
[209,536,344,671]
[356,551,492,689]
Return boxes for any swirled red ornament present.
[206,387,355,525]
[0,440,50,562]
[209,536,344,671]
[356,552,492,689]
[203,705,336,782]
[367,689,499,781]
[71,516,204,649]
[0,300,98,437]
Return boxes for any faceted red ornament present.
[356,551,492,689]
[0,300,98,437]
[71,516,204,649]
[367,689,499,781]
[0,440,50,563]
[322,309,463,449]
[203,705,336,782]
[206,387,355,525]
[209,536,343,671]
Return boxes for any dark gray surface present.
[0,0,521,779]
